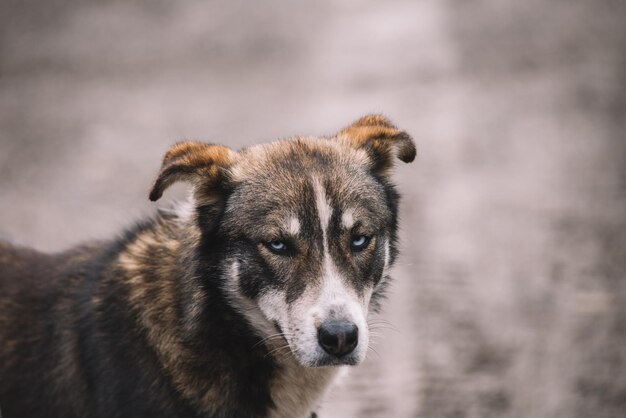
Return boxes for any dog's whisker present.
[266,349,292,362]
[367,325,401,334]
[251,332,294,349]
[368,328,400,335]
[265,344,293,359]
[368,322,396,326]
[367,345,382,360]
[367,319,398,328]
[367,318,394,323]
[367,328,396,335]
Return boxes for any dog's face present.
[149,115,415,367]
[221,141,396,367]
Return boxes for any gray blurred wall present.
[1,0,625,417]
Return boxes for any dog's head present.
[150,115,415,367]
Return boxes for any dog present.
[0,115,415,418]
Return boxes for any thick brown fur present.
[0,115,414,418]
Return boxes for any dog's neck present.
[268,355,341,418]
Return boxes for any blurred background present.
[1,0,625,416]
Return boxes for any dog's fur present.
[0,115,415,418]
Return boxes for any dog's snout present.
[317,321,358,357]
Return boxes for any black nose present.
[317,321,358,357]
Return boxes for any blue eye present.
[268,241,288,254]
[351,235,370,251]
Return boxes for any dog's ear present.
[337,114,416,175]
[149,141,235,201]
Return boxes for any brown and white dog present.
[0,115,415,418]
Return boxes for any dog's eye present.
[351,235,371,251]
[267,241,288,254]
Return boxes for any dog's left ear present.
[149,141,235,201]
[337,114,416,175]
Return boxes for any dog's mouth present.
[308,352,362,367]
[290,343,364,368]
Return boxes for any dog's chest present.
[268,359,340,418]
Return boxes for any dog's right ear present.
[149,141,235,201]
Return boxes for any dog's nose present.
[317,321,358,357]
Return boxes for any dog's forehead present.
[231,138,373,197]
[232,137,368,177]
[224,137,389,223]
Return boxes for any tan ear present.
[337,114,416,174]
[149,141,235,201]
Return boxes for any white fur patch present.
[311,176,332,244]
[341,209,355,230]
[287,216,301,236]
[285,260,370,366]
[319,259,369,354]
[377,239,391,289]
